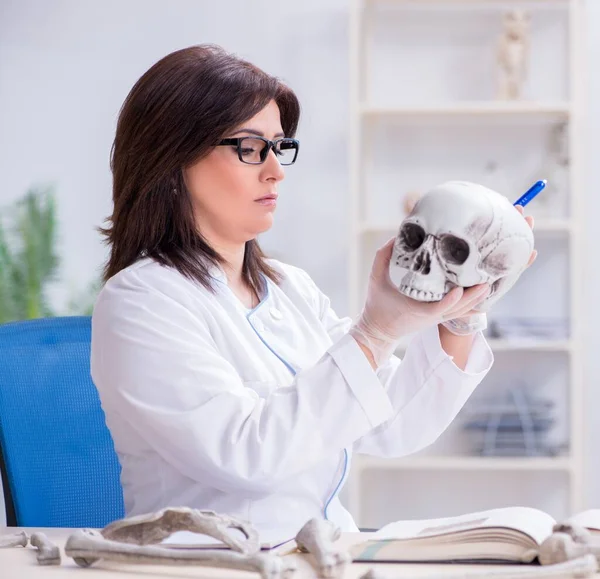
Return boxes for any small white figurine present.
[496,10,530,100]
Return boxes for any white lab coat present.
[90,257,493,540]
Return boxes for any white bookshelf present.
[357,456,574,472]
[347,0,585,528]
[361,102,571,117]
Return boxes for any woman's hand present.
[351,207,538,367]
[349,238,491,367]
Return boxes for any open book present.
[351,507,600,564]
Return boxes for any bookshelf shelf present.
[361,102,571,118]
[356,456,573,472]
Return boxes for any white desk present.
[0,528,562,579]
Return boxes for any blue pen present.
[513,179,547,207]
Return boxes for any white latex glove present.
[349,237,491,366]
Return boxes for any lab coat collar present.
[207,262,272,293]
[207,261,274,315]
[207,263,270,307]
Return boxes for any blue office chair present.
[0,316,125,527]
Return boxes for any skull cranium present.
[389,181,534,311]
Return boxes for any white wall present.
[0,0,351,311]
[0,0,599,525]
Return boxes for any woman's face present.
[184,100,286,245]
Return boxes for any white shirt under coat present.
[90,257,493,539]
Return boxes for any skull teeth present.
[399,285,443,302]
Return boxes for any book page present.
[566,509,600,531]
[373,507,556,546]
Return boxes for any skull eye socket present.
[399,223,425,251]
[439,235,470,265]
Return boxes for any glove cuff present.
[348,324,398,368]
[441,313,488,336]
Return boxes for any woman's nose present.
[262,148,285,181]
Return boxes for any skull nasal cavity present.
[400,223,425,251]
[412,249,432,275]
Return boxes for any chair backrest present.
[0,316,125,527]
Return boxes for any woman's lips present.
[255,194,278,206]
[255,198,277,206]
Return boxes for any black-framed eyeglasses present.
[217,136,300,166]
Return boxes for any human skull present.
[388,181,534,312]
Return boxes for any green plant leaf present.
[0,184,100,323]
[0,185,60,322]
[0,221,18,323]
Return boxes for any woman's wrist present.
[441,313,487,336]
[438,323,476,370]
[351,334,377,370]
[354,337,378,370]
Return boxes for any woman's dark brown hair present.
[100,44,300,295]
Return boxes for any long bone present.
[295,518,350,578]
[64,529,296,579]
[538,523,600,566]
[30,532,61,565]
[0,531,28,548]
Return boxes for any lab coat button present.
[270,307,283,320]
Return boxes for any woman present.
[91,44,530,539]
